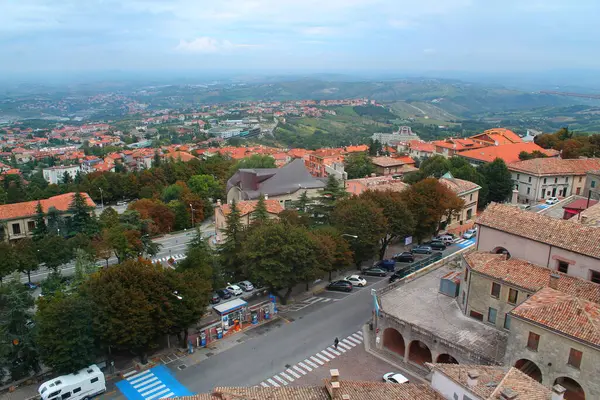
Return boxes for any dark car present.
[392,252,414,263]
[23,282,38,290]
[209,292,221,304]
[374,259,396,272]
[327,280,353,292]
[216,289,232,300]
[425,241,446,251]
[388,266,412,283]
[362,267,388,277]
[411,245,433,254]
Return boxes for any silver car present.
[237,280,254,292]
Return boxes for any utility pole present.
[99,187,104,211]
[189,203,195,227]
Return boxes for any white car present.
[344,275,367,287]
[383,372,409,384]
[463,229,477,239]
[545,197,559,205]
[237,280,254,292]
[226,284,243,296]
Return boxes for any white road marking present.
[159,392,174,399]
[338,341,353,350]
[310,356,325,365]
[347,336,362,344]
[287,368,301,379]
[266,378,279,387]
[133,376,158,388]
[298,361,312,371]
[126,370,151,381]
[293,365,307,375]
[321,349,335,358]
[351,333,362,340]
[260,382,269,387]
[273,375,288,385]
[327,346,341,356]
[279,372,294,382]
[315,353,329,362]
[140,383,166,397]
[305,358,319,368]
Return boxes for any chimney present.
[511,189,519,204]
[264,194,268,200]
[549,273,560,290]
[330,369,340,383]
[467,370,479,388]
[216,199,221,206]
[328,369,340,398]
[342,395,350,400]
[552,384,566,400]
[500,388,518,400]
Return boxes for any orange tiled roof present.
[287,148,312,159]
[344,145,369,153]
[427,364,551,400]
[408,140,435,152]
[508,158,600,176]
[432,138,486,151]
[465,252,600,303]
[220,199,284,217]
[0,193,96,221]
[165,151,198,162]
[371,156,408,167]
[392,155,415,164]
[511,287,600,347]
[459,142,558,164]
[471,128,523,145]
[347,176,409,193]
[477,203,600,259]
[439,177,481,195]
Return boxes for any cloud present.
[174,37,259,53]
[301,26,337,36]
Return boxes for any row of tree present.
[534,127,600,159]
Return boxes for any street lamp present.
[189,203,195,227]
[172,291,183,300]
[341,234,358,239]
[98,187,104,211]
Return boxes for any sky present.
[1,0,600,76]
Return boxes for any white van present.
[39,365,106,400]
[436,235,454,246]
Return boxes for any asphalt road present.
[173,275,388,392]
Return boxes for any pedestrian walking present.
[334,337,339,349]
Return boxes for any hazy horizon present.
[2,0,599,79]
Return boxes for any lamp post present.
[98,187,104,211]
[189,203,195,227]
[341,233,358,239]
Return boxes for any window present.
[470,193,473,201]
[557,261,569,274]
[547,190,552,196]
[592,180,596,188]
[12,223,21,235]
[565,177,569,183]
[27,221,35,231]
[544,178,547,184]
[72,388,81,394]
[568,348,583,369]
[91,377,99,383]
[528,177,532,183]
[48,391,61,399]
[555,177,558,183]
[461,291,466,305]
[491,282,501,298]
[579,176,583,183]
[527,187,531,195]
[463,395,474,400]
[488,307,497,324]
[504,314,511,330]
[61,393,71,400]
[464,269,469,282]
[516,174,520,180]
[469,310,483,321]
[590,270,600,284]
[576,187,581,195]
[508,288,518,304]
[466,209,473,220]
[515,184,519,190]
[527,332,540,351]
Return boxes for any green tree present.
[361,190,416,259]
[0,242,16,283]
[420,155,451,178]
[83,260,174,364]
[73,248,97,286]
[368,139,383,156]
[233,155,276,172]
[218,200,245,280]
[37,235,73,272]
[99,207,120,230]
[311,175,347,225]
[162,184,184,203]
[40,271,69,298]
[67,192,99,237]
[46,207,65,237]
[241,222,322,304]
[477,158,514,204]
[344,152,375,179]
[251,194,269,223]
[0,280,39,380]
[188,174,222,200]
[331,197,387,267]
[31,202,48,241]
[14,239,39,283]
[178,229,214,280]
[292,190,312,215]
[35,293,98,374]
[311,226,353,281]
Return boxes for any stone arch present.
[492,246,511,259]
[436,353,459,364]
[382,328,405,357]
[554,377,585,400]
[408,340,432,366]
[514,359,542,383]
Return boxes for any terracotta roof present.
[579,202,600,227]
[439,177,481,195]
[471,128,523,145]
[428,364,552,400]
[459,143,558,164]
[220,199,284,217]
[432,138,486,151]
[511,287,600,347]
[176,385,329,400]
[465,252,600,303]
[508,158,600,176]
[344,145,369,153]
[325,380,445,400]
[347,176,409,193]
[392,155,415,165]
[165,151,198,162]
[0,193,96,221]
[477,203,600,259]
[407,140,436,152]
[371,156,408,167]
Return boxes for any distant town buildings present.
[42,165,81,184]
[371,126,419,145]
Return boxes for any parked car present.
[411,245,433,255]
[388,266,412,283]
[344,275,367,287]
[361,267,388,277]
[462,229,477,239]
[436,235,454,246]
[209,292,221,304]
[237,280,254,292]
[23,282,37,290]
[392,252,414,263]
[424,241,446,251]
[327,280,353,292]
[383,372,409,384]
[373,259,396,272]
[116,201,127,206]
[545,197,559,205]
[216,289,232,300]
[226,284,243,296]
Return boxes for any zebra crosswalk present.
[259,330,363,388]
[286,296,337,312]
[455,238,476,248]
[152,254,186,264]
[116,365,192,399]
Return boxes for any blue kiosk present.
[213,298,248,332]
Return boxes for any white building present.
[42,165,81,184]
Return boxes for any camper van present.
[39,364,105,400]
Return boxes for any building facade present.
[42,165,81,184]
